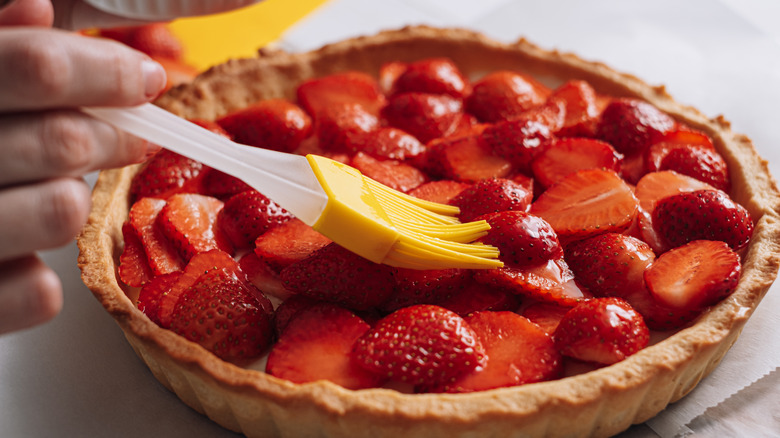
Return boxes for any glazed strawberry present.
[440,311,562,393]
[531,137,621,188]
[596,98,675,155]
[448,177,533,222]
[158,193,233,261]
[474,259,587,307]
[466,71,549,122]
[553,297,649,365]
[266,304,384,389]
[380,268,471,312]
[297,71,386,117]
[378,61,408,94]
[530,169,638,240]
[521,302,570,335]
[479,211,563,268]
[200,168,252,199]
[437,279,520,316]
[129,149,205,202]
[548,80,601,137]
[616,285,701,331]
[652,189,753,251]
[565,233,655,298]
[644,240,741,310]
[280,243,396,311]
[425,127,513,182]
[644,127,716,172]
[390,57,471,98]
[350,152,427,193]
[382,92,468,143]
[315,102,379,153]
[357,127,426,162]
[479,114,555,173]
[237,251,290,300]
[656,145,730,192]
[271,294,323,336]
[217,190,293,249]
[352,304,487,386]
[254,219,331,271]
[409,180,470,205]
[128,197,184,276]
[216,99,313,153]
[118,222,154,287]
[136,272,180,325]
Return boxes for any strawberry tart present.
[77,26,780,437]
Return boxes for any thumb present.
[0,0,54,26]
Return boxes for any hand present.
[0,0,165,334]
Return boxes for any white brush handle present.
[83,104,327,225]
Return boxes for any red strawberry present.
[479,211,563,268]
[216,99,313,153]
[136,272,180,325]
[266,304,384,389]
[357,127,426,162]
[553,297,649,365]
[158,193,233,261]
[315,102,379,153]
[656,145,730,192]
[382,92,468,143]
[390,57,472,98]
[652,190,753,251]
[409,180,471,205]
[217,190,293,249]
[350,152,427,193]
[124,24,183,59]
[380,268,471,312]
[200,168,252,200]
[129,149,205,202]
[616,285,701,331]
[128,197,184,276]
[438,311,562,392]
[548,80,601,137]
[565,233,655,298]
[596,98,675,155]
[644,240,741,310]
[448,178,533,223]
[352,304,487,386]
[521,302,570,335]
[425,127,513,182]
[379,61,408,94]
[474,259,588,307]
[530,169,638,240]
[237,251,290,301]
[279,243,396,311]
[466,71,549,122]
[271,294,323,336]
[297,71,386,117]
[531,137,621,188]
[644,127,716,172]
[479,114,555,173]
[437,279,520,316]
[118,222,154,287]
[254,218,331,271]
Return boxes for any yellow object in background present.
[168,0,328,71]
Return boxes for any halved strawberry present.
[136,272,180,325]
[473,259,587,307]
[548,80,601,137]
[297,71,386,117]
[254,218,331,271]
[390,57,471,98]
[272,294,323,336]
[129,149,205,202]
[553,297,649,365]
[357,127,426,162]
[200,168,253,200]
[465,71,549,122]
[448,177,533,222]
[158,193,233,261]
[521,302,570,335]
[216,99,313,153]
[352,304,487,387]
[237,251,290,301]
[479,211,563,268]
[128,197,184,276]
[531,137,621,188]
[656,145,730,192]
[530,169,638,240]
[425,127,512,182]
[653,190,753,251]
[350,152,427,193]
[315,102,379,153]
[644,127,716,173]
[616,285,701,331]
[280,243,396,311]
[479,114,555,173]
[378,61,408,94]
[217,190,293,249]
[266,304,384,389]
[596,98,675,155]
[382,92,468,143]
[644,240,741,310]
[436,279,521,316]
[380,268,471,312]
[123,24,183,60]
[118,222,154,287]
[408,180,471,205]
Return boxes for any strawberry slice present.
[280,243,396,311]
[465,71,549,122]
[350,152,427,193]
[216,99,312,153]
[644,127,715,172]
[436,279,520,316]
[596,98,675,155]
[136,272,180,325]
[425,127,512,182]
[653,190,753,251]
[357,127,426,162]
[521,302,570,335]
[382,92,468,143]
[408,180,471,205]
[238,251,290,301]
[616,284,701,331]
[548,79,601,137]
[438,311,563,393]
[448,177,533,222]
[118,222,154,287]
[530,169,638,240]
[217,190,293,249]
[380,268,471,312]
[390,57,472,98]
[272,294,323,336]
[315,102,379,153]
[297,71,386,117]
[158,193,233,262]
[644,240,741,310]
[553,297,649,365]
[128,197,184,276]
[473,259,588,307]
[266,304,384,389]
[479,211,563,268]
[531,137,621,188]
[352,304,487,387]
[254,218,331,271]
[129,149,205,202]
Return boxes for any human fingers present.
[0,177,91,262]
[0,255,63,335]
[0,27,166,112]
[0,0,54,27]
[0,109,158,186]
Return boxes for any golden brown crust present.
[77,25,780,437]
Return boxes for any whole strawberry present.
[352,304,487,387]
[390,57,472,98]
[553,297,649,365]
[448,177,533,222]
[466,71,549,123]
[129,149,204,202]
[479,211,563,268]
[217,190,293,249]
[381,92,468,143]
[652,189,753,250]
[596,98,675,155]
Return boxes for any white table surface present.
[2,1,779,437]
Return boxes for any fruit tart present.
[77,26,780,437]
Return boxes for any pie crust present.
[77,26,780,437]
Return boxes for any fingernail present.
[142,60,167,98]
